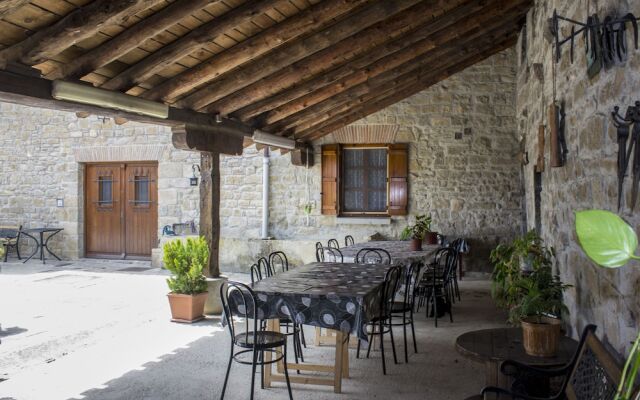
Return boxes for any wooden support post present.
[200,152,221,278]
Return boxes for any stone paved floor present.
[0,258,507,400]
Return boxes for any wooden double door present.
[85,163,158,258]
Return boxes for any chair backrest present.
[250,262,270,284]
[0,225,21,239]
[402,261,423,308]
[315,241,324,261]
[345,235,355,247]
[379,266,402,318]
[268,251,289,274]
[564,325,624,399]
[356,248,392,264]
[327,238,340,249]
[427,247,456,281]
[220,281,260,347]
[316,246,343,263]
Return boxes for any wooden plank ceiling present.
[0,0,531,143]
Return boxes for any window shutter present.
[321,144,341,215]
[388,144,408,215]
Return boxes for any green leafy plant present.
[302,201,314,215]
[575,210,640,400]
[400,214,432,240]
[163,237,208,295]
[490,230,555,310]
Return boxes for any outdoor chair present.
[345,235,355,246]
[257,256,272,277]
[327,238,340,249]
[355,248,391,264]
[390,261,423,363]
[314,242,323,261]
[220,281,293,400]
[268,251,289,274]
[470,324,633,400]
[449,238,467,302]
[356,265,401,375]
[316,246,343,263]
[415,247,457,327]
[0,225,22,262]
[250,262,270,284]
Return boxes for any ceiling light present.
[252,130,296,150]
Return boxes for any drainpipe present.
[261,147,270,239]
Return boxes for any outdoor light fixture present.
[252,130,296,149]
[190,164,200,186]
[52,80,169,119]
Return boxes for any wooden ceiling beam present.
[0,0,31,19]
[46,0,217,81]
[0,0,165,67]
[100,0,285,92]
[205,0,470,116]
[298,37,518,141]
[178,0,425,111]
[141,0,368,103]
[256,0,524,128]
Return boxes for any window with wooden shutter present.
[321,144,340,215]
[388,144,408,215]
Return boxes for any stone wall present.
[219,48,524,274]
[0,102,200,259]
[516,0,640,354]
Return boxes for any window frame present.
[339,144,390,217]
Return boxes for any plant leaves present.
[575,210,638,268]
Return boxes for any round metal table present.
[456,327,578,399]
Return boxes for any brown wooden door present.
[85,163,157,258]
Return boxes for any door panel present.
[124,164,158,256]
[85,164,124,256]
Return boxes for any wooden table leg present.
[264,319,275,388]
[342,334,349,379]
[334,330,344,393]
[274,319,284,374]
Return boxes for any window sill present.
[336,217,391,225]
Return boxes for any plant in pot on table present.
[490,230,571,357]
[401,214,432,251]
[163,236,209,323]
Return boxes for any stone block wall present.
[0,103,200,259]
[219,48,524,274]
[516,0,640,354]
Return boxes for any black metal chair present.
[220,281,293,400]
[314,242,323,261]
[344,235,355,247]
[355,248,392,264]
[257,256,273,277]
[0,225,22,262]
[416,247,457,327]
[268,251,289,274]
[449,238,466,302]
[390,261,423,363]
[316,246,343,263]
[250,262,270,284]
[356,265,401,375]
[327,238,340,249]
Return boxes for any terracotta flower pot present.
[521,316,562,357]
[167,292,208,323]
[409,238,423,251]
[204,276,228,315]
[424,232,439,245]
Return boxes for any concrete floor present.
[0,259,507,400]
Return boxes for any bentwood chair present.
[0,225,22,262]
[314,242,323,261]
[390,261,423,362]
[268,251,289,274]
[357,265,401,375]
[316,246,343,263]
[327,238,340,249]
[344,235,355,247]
[355,248,392,264]
[220,281,293,400]
[416,248,457,327]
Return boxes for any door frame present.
[83,161,158,260]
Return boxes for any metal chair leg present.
[283,342,293,400]
[249,348,258,400]
[366,326,374,359]
[379,319,386,375]
[388,318,398,365]
[403,312,408,363]
[410,309,418,353]
[220,344,234,400]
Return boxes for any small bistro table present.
[455,327,579,399]
[20,227,64,264]
[248,261,398,393]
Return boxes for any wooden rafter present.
[204,0,470,116]
[45,0,218,81]
[0,0,165,67]
[100,0,286,91]
[0,0,31,19]
[141,0,368,103]
[177,0,425,111]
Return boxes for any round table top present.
[455,327,578,366]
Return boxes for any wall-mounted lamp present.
[190,164,200,186]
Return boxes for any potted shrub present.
[576,210,640,400]
[401,214,432,251]
[490,231,570,357]
[163,236,209,323]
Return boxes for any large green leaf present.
[575,210,638,268]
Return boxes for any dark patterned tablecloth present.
[338,240,438,266]
[245,262,397,340]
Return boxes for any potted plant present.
[576,210,640,400]
[163,236,209,323]
[490,231,570,357]
[401,214,432,251]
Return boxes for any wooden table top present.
[455,327,578,366]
